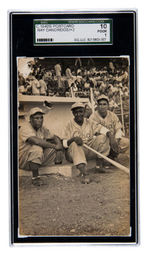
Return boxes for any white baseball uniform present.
[19,122,56,170]
[62,118,110,166]
[90,110,129,154]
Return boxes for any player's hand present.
[53,135,63,151]
[73,136,83,146]
[54,144,63,151]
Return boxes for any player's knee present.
[31,145,43,155]
[120,137,129,149]
[69,141,79,149]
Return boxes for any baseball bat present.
[83,143,129,174]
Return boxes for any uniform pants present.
[66,135,110,166]
[119,137,130,154]
[19,145,57,170]
[109,137,130,159]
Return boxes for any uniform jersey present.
[90,110,123,138]
[19,122,55,169]
[62,118,108,147]
[19,122,54,152]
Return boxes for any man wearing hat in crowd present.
[19,107,63,185]
[90,95,129,162]
[62,102,110,183]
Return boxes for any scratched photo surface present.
[18,57,130,236]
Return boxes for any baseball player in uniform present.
[62,102,110,183]
[90,95,129,161]
[19,107,63,185]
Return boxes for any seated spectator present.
[109,95,118,112]
[84,80,90,91]
[54,63,62,88]
[19,85,26,95]
[18,72,26,87]
[43,71,52,86]
[65,67,73,79]
[29,76,41,95]
[38,75,47,96]
[75,77,83,91]
[47,75,58,96]
[84,103,93,119]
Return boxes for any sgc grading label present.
[34,19,113,45]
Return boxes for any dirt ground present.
[19,162,130,237]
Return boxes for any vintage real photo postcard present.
[10,11,137,244]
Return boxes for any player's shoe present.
[95,158,106,173]
[80,174,91,184]
[32,176,47,186]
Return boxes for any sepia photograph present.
[18,56,130,237]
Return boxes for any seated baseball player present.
[62,102,110,184]
[19,107,63,186]
[90,95,129,164]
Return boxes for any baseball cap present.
[97,94,109,103]
[29,107,45,117]
[71,102,85,111]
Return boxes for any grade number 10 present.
[100,24,107,29]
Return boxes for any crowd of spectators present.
[18,58,129,135]
[18,58,129,112]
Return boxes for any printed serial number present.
[74,38,107,42]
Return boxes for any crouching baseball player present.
[19,107,63,186]
[90,95,129,164]
[62,102,110,184]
